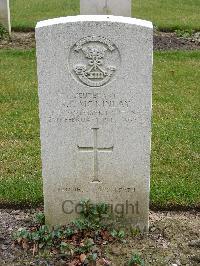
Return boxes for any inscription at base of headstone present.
[80,0,132,17]
[0,0,11,34]
[36,15,153,232]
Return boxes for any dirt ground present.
[154,31,200,51]
[0,31,200,51]
[0,209,199,265]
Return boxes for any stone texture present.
[36,15,153,232]
[0,0,11,34]
[80,0,132,17]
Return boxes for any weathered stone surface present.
[80,0,132,17]
[0,0,11,34]
[36,15,153,231]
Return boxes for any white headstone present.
[36,15,153,232]
[80,0,131,17]
[0,0,11,34]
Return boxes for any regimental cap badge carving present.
[69,36,121,87]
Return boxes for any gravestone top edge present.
[36,15,153,30]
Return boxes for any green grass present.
[134,0,200,31]
[0,50,42,205]
[10,0,200,31]
[10,0,79,31]
[151,51,200,208]
[0,50,199,208]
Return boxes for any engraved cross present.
[78,128,113,182]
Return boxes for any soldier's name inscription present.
[45,91,142,125]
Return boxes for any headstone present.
[80,0,131,17]
[0,0,11,34]
[36,15,153,232]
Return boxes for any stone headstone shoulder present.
[36,15,153,232]
[0,0,11,34]
[80,0,132,17]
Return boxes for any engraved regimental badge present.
[69,36,120,87]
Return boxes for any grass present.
[0,50,199,208]
[152,52,200,208]
[10,0,200,31]
[10,0,79,31]
[134,0,200,31]
[0,50,42,205]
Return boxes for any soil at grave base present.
[0,31,200,51]
[0,209,200,266]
